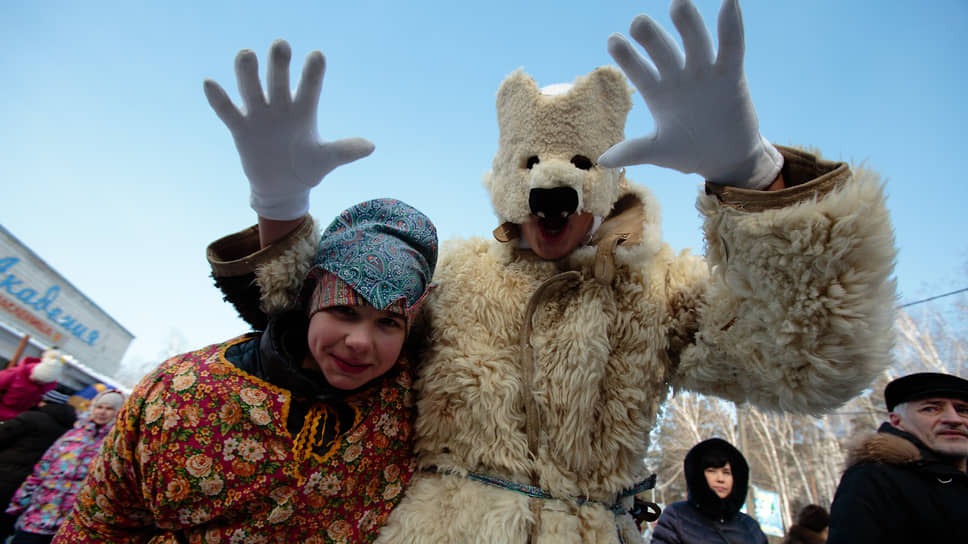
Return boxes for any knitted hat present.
[91,390,125,411]
[306,198,437,324]
[796,504,829,532]
[885,372,968,411]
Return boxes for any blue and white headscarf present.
[307,198,438,321]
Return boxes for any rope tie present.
[431,467,656,515]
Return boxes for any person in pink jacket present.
[0,351,65,421]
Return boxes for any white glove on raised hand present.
[598,0,782,190]
[204,39,374,220]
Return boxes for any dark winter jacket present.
[780,524,825,544]
[827,422,967,544]
[651,438,768,544]
[0,403,76,507]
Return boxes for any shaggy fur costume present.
[211,66,896,543]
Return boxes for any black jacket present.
[0,403,76,506]
[651,438,768,544]
[827,422,967,544]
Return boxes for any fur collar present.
[845,424,922,468]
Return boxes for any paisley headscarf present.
[306,198,437,328]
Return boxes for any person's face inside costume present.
[889,397,968,464]
[91,401,119,426]
[703,461,734,499]
[307,302,407,391]
[520,211,595,260]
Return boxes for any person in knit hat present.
[54,35,439,541]
[781,504,829,544]
[54,200,438,543]
[7,389,123,544]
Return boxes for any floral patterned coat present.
[6,418,113,535]
[53,335,417,544]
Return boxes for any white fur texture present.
[255,217,319,314]
[482,67,632,225]
[373,67,896,541]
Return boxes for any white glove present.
[204,39,374,220]
[598,0,782,189]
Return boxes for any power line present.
[898,287,968,309]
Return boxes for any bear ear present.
[576,66,633,125]
[496,69,540,130]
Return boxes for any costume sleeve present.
[207,214,318,329]
[649,505,683,544]
[52,385,157,543]
[827,464,897,543]
[672,146,897,414]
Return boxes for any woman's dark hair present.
[697,449,731,470]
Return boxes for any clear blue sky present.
[3,1,966,383]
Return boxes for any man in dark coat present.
[827,372,968,544]
[0,402,76,537]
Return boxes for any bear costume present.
[206,1,897,542]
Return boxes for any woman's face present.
[307,304,406,391]
[91,401,119,426]
[704,462,734,499]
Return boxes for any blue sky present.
[3,1,966,382]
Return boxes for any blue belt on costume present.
[428,467,657,515]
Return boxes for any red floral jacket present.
[53,334,417,544]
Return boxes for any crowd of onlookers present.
[0,350,124,544]
[642,371,967,544]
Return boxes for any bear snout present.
[529,187,579,220]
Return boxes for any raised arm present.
[599,0,783,190]
[204,39,373,246]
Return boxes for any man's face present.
[889,397,968,464]
[520,211,595,261]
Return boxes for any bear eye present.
[571,155,593,170]
[525,156,540,169]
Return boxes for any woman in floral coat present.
[52,35,440,544]
[53,196,437,543]
[6,390,124,544]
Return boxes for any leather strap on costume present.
[589,193,647,285]
[519,271,581,541]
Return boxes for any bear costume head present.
[483,66,632,230]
